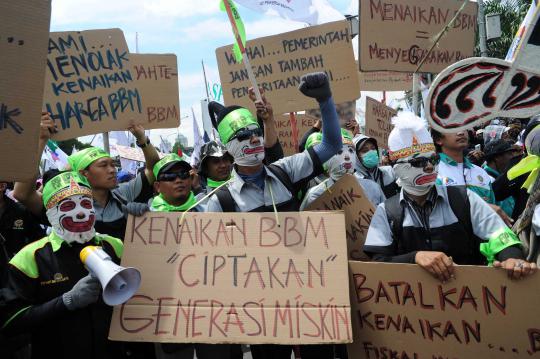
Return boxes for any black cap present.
[208,101,244,129]
[484,139,513,160]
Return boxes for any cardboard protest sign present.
[0,0,51,181]
[426,2,540,133]
[305,175,375,261]
[365,97,397,150]
[112,144,166,162]
[306,100,357,128]
[359,0,478,73]
[358,71,413,91]
[43,29,180,140]
[348,261,540,359]
[275,113,317,156]
[216,21,360,114]
[109,211,352,344]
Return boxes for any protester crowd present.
[1,72,538,359]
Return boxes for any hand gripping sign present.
[426,2,540,133]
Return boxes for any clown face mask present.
[325,144,356,181]
[46,194,96,244]
[225,124,266,167]
[393,151,439,196]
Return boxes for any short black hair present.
[430,128,443,153]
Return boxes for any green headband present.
[217,108,258,144]
[42,171,92,209]
[305,129,353,150]
[153,153,189,179]
[305,132,323,150]
[68,147,110,171]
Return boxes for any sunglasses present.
[231,127,263,142]
[401,154,440,168]
[158,171,191,181]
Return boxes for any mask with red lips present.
[325,144,356,181]
[46,194,96,244]
[393,152,439,196]
[226,130,266,167]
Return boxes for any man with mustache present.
[2,171,126,359]
[205,72,342,359]
[364,112,537,282]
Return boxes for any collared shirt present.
[365,185,510,253]
[436,153,496,204]
[300,173,386,210]
[206,150,321,212]
[402,186,438,231]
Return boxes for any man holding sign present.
[364,112,537,281]
[206,72,342,359]
[300,130,385,210]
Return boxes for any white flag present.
[234,0,318,24]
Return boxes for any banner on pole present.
[275,113,318,156]
[358,0,478,73]
[216,21,360,114]
[364,97,397,150]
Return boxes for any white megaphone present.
[80,246,141,306]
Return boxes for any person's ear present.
[153,181,160,193]
[79,169,90,179]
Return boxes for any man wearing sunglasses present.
[150,154,206,212]
[150,154,243,359]
[205,72,342,359]
[364,112,537,282]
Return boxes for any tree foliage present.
[475,0,531,59]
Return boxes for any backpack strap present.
[384,193,404,247]
[215,186,237,213]
[267,164,295,195]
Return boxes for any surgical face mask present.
[393,152,438,196]
[226,136,265,167]
[325,145,356,181]
[46,194,96,244]
[361,149,379,169]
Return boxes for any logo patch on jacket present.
[40,273,70,286]
[12,219,24,230]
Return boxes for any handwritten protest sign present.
[216,21,360,114]
[306,175,375,261]
[110,211,351,344]
[365,97,397,150]
[0,0,51,181]
[359,0,478,73]
[275,114,317,156]
[358,71,413,91]
[43,29,180,140]
[348,262,540,358]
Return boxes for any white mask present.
[226,136,265,167]
[325,144,356,181]
[393,152,439,196]
[46,194,96,244]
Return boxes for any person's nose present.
[76,211,86,220]
[424,162,434,173]
[250,135,260,145]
